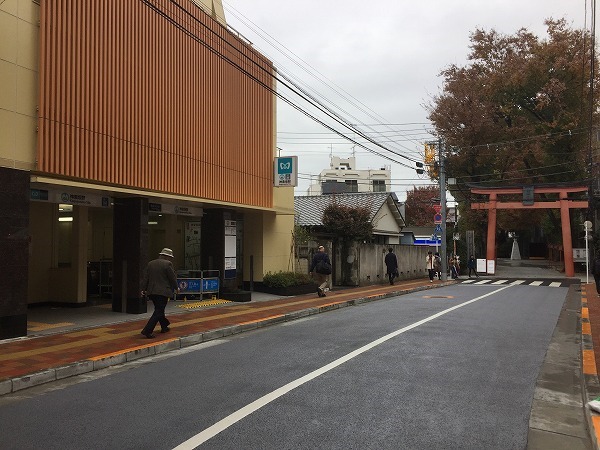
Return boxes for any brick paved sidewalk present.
[0,279,443,394]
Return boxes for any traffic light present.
[416,162,424,174]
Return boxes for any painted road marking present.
[511,280,526,285]
[492,280,508,284]
[461,280,476,284]
[584,349,597,375]
[172,285,512,450]
[473,280,491,285]
[549,282,561,288]
[529,281,543,286]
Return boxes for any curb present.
[581,284,600,450]
[0,282,455,397]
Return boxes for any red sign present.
[433,204,442,213]
[434,213,442,224]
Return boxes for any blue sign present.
[434,224,443,233]
[202,278,219,292]
[177,278,201,293]
[277,157,293,175]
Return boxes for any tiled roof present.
[294,192,399,226]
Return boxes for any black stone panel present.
[112,197,148,313]
[0,167,29,332]
[0,313,27,339]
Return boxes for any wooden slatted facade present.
[38,0,275,208]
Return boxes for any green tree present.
[428,19,598,243]
[322,203,373,284]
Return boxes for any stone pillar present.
[112,197,148,313]
[0,167,29,339]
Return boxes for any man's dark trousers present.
[142,295,170,334]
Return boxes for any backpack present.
[316,259,332,275]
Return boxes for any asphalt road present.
[0,282,567,450]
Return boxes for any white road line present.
[172,285,512,450]
[549,282,562,288]
[511,280,526,285]
[530,281,543,286]
[492,280,508,285]
[461,280,476,284]
[474,280,491,285]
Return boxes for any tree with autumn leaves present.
[427,19,599,250]
[404,185,440,227]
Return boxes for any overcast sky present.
[222,0,589,199]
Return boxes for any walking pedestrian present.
[434,252,442,280]
[310,245,332,297]
[467,255,479,278]
[449,255,459,279]
[140,247,179,338]
[385,247,399,285]
[593,253,600,295]
[426,250,435,282]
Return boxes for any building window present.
[345,180,358,192]
[372,180,386,192]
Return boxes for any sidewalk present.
[0,278,448,394]
[1,261,599,449]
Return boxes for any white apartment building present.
[307,156,391,195]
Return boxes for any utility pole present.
[439,138,448,281]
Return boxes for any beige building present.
[0,0,294,339]
[307,156,391,195]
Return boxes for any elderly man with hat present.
[140,247,179,338]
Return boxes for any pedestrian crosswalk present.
[459,278,570,288]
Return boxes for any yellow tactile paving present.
[583,307,589,319]
[583,349,598,375]
[176,299,232,309]
[67,328,118,337]
[27,321,74,332]
[583,322,592,335]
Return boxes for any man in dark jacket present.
[384,248,398,285]
[309,245,331,297]
[140,248,179,338]
[593,254,600,295]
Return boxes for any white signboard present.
[274,156,298,187]
[224,220,236,275]
[476,259,487,273]
[486,259,495,275]
[573,248,587,263]
[184,222,201,270]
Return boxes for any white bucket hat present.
[159,247,174,258]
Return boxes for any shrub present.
[263,271,314,288]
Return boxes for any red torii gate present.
[470,185,588,277]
